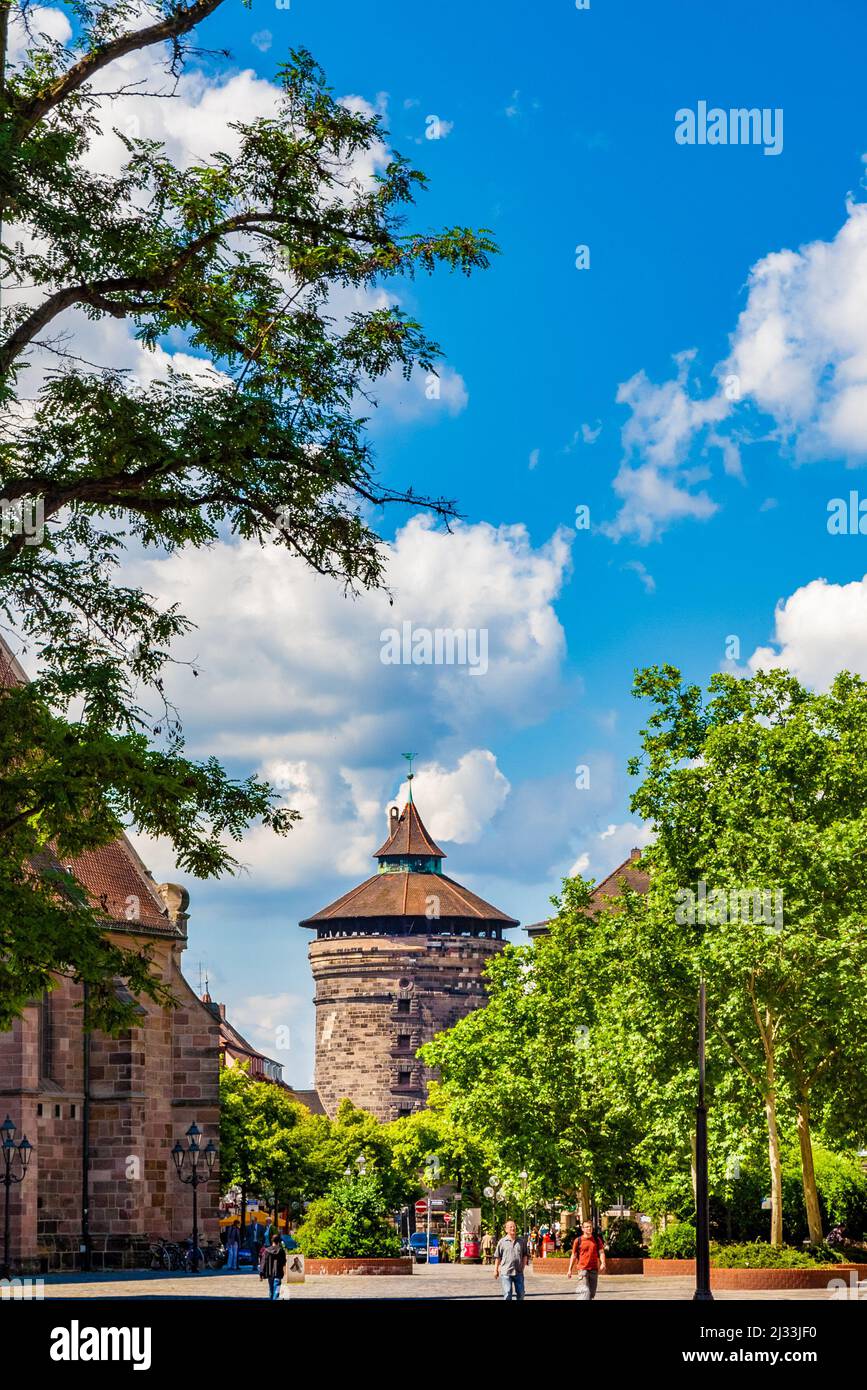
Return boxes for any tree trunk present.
[579,1180,592,1225]
[765,1091,783,1247]
[797,1096,823,1245]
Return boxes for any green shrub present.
[295,1174,401,1259]
[710,1241,844,1269]
[605,1218,645,1257]
[648,1222,696,1260]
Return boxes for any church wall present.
[0,935,221,1272]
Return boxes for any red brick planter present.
[642,1259,867,1290]
[304,1257,413,1276]
[643,1258,696,1277]
[531,1256,643,1276]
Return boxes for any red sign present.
[443,1213,453,1223]
[415,1200,428,1214]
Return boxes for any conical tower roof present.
[300,790,518,932]
[373,799,446,860]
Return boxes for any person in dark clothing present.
[262,1235,286,1300]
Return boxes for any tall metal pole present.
[2,1161,10,1278]
[694,979,713,1301]
[80,979,91,1272]
[192,1174,199,1273]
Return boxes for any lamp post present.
[423,1153,439,1263]
[485,1174,502,1239]
[694,979,713,1301]
[171,1123,217,1274]
[1,1116,32,1279]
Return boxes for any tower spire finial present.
[402,751,416,803]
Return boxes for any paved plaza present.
[32,1264,837,1300]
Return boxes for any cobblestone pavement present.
[34,1264,836,1300]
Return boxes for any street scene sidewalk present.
[32,1265,838,1301]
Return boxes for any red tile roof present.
[525,848,649,936]
[301,870,518,926]
[0,634,177,937]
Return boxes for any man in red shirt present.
[566,1219,606,1300]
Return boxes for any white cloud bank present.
[608,194,867,540]
[128,515,573,890]
[748,574,867,690]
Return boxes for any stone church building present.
[0,637,220,1272]
[300,782,518,1121]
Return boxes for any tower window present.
[397,999,410,1014]
[397,1034,411,1050]
[39,990,54,1081]
[398,1071,411,1087]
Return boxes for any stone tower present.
[300,784,518,1120]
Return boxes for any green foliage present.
[629,664,867,1243]
[0,6,494,1028]
[295,1174,400,1258]
[218,1065,330,1205]
[709,1242,843,1269]
[781,1148,867,1243]
[648,1222,697,1260]
[605,1218,645,1257]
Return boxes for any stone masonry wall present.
[0,935,220,1273]
[310,934,504,1121]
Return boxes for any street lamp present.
[423,1153,440,1263]
[171,1123,217,1274]
[485,1174,502,1239]
[1,1116,32,1279]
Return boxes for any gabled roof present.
[0,634,178,937]
[300,870,518,926]
[525,848,649,937]
[373,800,446,859]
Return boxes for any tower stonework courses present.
[300,782,518,1121]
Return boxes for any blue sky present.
[17,0,867,1085]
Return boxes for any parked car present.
[408,1232,428,1264]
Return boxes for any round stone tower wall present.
[309,934,505,1121]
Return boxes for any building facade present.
[300,786,518,1121]
[0,638,221,1272]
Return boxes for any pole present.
[192,1176,199,1274]
[694,978,713,1301]
[422,1178,430,1267]
[80,979,91,1272]
[2,1167,10,1278]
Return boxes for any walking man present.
[494,1219,529,1301]
[261,1232,286,1300]
[567,1219,606,1300]
[226,1223,239,1270]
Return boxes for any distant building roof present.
[1,635,180,938]
[290,1089,326,1116]
[525,848,649,938]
